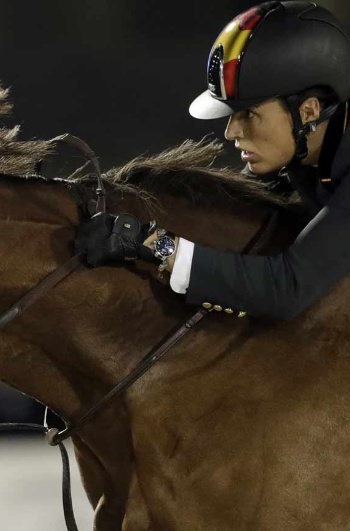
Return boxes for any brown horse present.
[1,91,350,529]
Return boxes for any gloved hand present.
[73,212,158,267]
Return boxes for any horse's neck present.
[0,176,298,424]
[0,177,81,417]
[114,189,297,253]
[0,174,79,225]
[0,176,306,528]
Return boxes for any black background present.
[0,0,261,172]
[0,0,348,172]
[0,0,348,171]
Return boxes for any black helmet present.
[189,1,350,120]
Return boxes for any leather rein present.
[0,134,279,531]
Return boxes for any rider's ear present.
[299,97,321,124]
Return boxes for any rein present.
[0,133,106,331]
[0,135,279,531]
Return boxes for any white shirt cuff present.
[170,237,195,294]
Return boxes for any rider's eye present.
[246,109,255,119]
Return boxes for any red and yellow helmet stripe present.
[208,2,279,99]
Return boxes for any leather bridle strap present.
[243,210,279,255]
[0,423,78,531]
[0,255,83,331]
[49,133,106,214]
[0,133,106,332]
[47,307,209,445]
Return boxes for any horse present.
[1,88,350,530]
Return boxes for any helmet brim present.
[189,90,271,120]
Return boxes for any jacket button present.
[202,302,212,309]
[224,308,234,314]
[238,311,247,318]
[213,305,223,312]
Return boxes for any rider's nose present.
[225,115,243,141]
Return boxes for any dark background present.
[0,0,265,175]
[0,0,349,171]
[0,0,349,423]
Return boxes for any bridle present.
[0,134,279,531]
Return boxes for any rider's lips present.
[240,150,258,162]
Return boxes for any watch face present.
[155,236,175,257]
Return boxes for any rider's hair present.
[279,85,339,112]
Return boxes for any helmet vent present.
[208,45,225,99]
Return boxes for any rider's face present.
[225,98,296,174]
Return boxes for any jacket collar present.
[318,101,349,184]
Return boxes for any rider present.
[74,1,350,320]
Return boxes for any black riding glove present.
[73,212,157,267]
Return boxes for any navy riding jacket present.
[186,102,350,319]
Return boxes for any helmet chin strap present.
[279,95,341,215]
[284,95,340,164]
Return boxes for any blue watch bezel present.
[154,235,176,258]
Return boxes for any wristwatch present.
[153,229,177,271]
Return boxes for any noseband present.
[0,134,279,531]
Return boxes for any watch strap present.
[156,229,175,239]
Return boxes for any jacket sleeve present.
[186,175,350,319]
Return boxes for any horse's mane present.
[0,83,303,216]
[96,138,304,214]
[0,85,53,175]
[52,137,303,216]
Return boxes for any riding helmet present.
[189,1,350,120]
